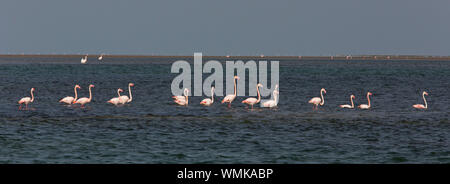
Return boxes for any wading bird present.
[59,85,81,105]
[340,95,355,109]
[81,55,88,64]
[107,88,124,105]
[358,92,372,109]
[74,84,94,108]
[98,54,103,61]
[119,83,134,104]
[18,88,35,110]
[413,91,428,109]
[174,88,189,106]
[309,88,326,110]
[242,83,263,109]
[200,87,215,106]
[262,89,279,108]
[222,76,240,107]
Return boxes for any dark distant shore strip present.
[1,54,450,61]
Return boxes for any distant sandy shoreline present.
[1,54,450,61]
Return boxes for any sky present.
[1,0,450,56]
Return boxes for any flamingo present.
[174,88,189,106]
[340,95,355,109]
[221,76,240,107]
[59,85,81,104]
[173,88,189,102]
[98,54,103,61]
[107,88,124,105]
[18,88,35,110]
[242,83,263,109]
[262,89,279,108]
[358,92,373,109]
[118,83,134,104]
[308,88,326,110]
[74,84,95,108]
[413,91,428,109]
[81,55,88,64]
[200,87,215,106]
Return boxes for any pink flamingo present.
[174,88,189,106]
[173,88,189,102]
[358,92,373,109]
[340,95,355,109]
[119,83,134,104]
[242,83,263,109]
[308,88,326,110]
[74,84,94,108]
[18,88,35,110]
[59,85,81,104]
[222,76,240,107]
[262,89,279,108]
[107,88,124,105]
[200,87,215,106]
[413,91,428,109]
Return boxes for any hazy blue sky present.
[1,0,450,55]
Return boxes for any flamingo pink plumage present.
[200,87,215,106]
[308,88,326,110]
[242,83,263,109]
[222,76,239,107]
[59,85,81,104]
[413,91,428,109]
[18,88,35,110]
[358,92,373,109]
[340,95,355,109]
[174,88,189,106]
[119,83,134,104]
[74,84,94,108]
[107,88,124,105]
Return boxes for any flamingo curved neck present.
[30,89,34,102]
[233,78,237,96]
[117,89,121,97]
[74,87,79,101]
[320,90,325,105]
[423,93,427,108]
[127,84,133,102]
[211,88,214,103]
[350,96,354,108]
[88,86,93,101]
[256,85,261,103]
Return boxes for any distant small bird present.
[81,55,88,64]
[358,92,373,109]
[18,88,35,110]
[309,88,326,110]
[413,91,428,109]
[98,54,103,61]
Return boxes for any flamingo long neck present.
[211,88,214,103]
[274,91,278,103]
[350,96,354,108]
[117,89,121,97]
[74,87,78,101]
[233,78,237,97]
[88,86,93,102]
[256,85,261,103]
[127,84,133,102]
[367,94,371,108]
[30,89,34,102]
[320,90,325,105]
[423,93,427,108]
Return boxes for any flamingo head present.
[368,92,373,96]
[351,95,355,99]
[89,84,95,88]
[75,85,81,89]
[257,83,263,87]
[234,76,240,80]
[321,88,326,94]
[183,88,189,96]
[129,83,135,87]
[31,88,35,91]
[118,88,124,93]
[423,91,429,95]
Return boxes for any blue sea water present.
[0,56,449,163]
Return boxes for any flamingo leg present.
[25,104,28,110]
[19,104,22,110]
[228,103,231,108]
